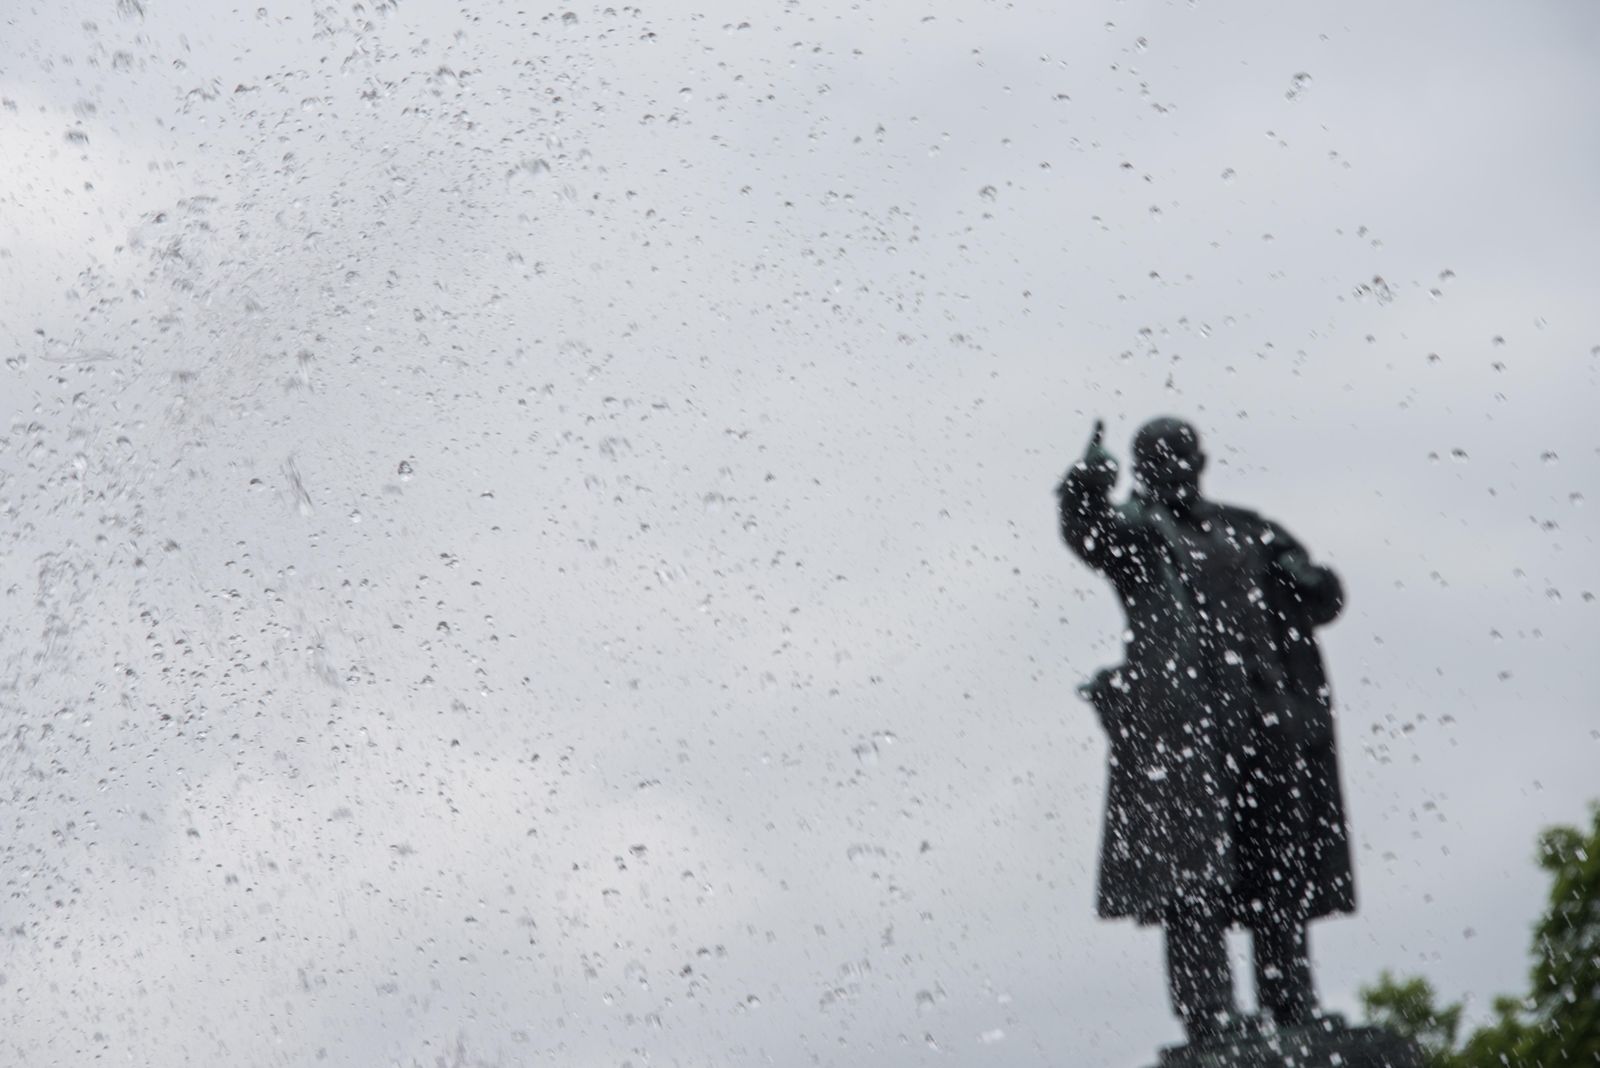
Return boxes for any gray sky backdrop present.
[3,0,1597,1065]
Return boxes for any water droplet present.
[846,843,887,864]
[509,158,551,183]
[978,185,997,201]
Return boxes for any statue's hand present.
[1063,418,1119,493]
[1278,550,1332,592]
[1274,549,1346,624]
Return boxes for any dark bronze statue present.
[1057,417,1356,1046]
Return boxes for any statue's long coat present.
[1060,470,1355,926]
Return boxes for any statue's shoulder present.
[1212,500,1263,524]
[1211,501,1276,539]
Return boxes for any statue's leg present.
[1164,900,1235,1043]
[1251,918,1314,1025]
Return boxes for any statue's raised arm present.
[1057,419,1130,571]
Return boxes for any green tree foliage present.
[1361,804,1600,1067]
[1361,971,1462,1061]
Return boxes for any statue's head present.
[1132,417,1205,507]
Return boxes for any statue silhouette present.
[1057,418,1355,1045]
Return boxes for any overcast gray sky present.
[3,1,1597,1065]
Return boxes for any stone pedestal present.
[1150,1015,1425,1068]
